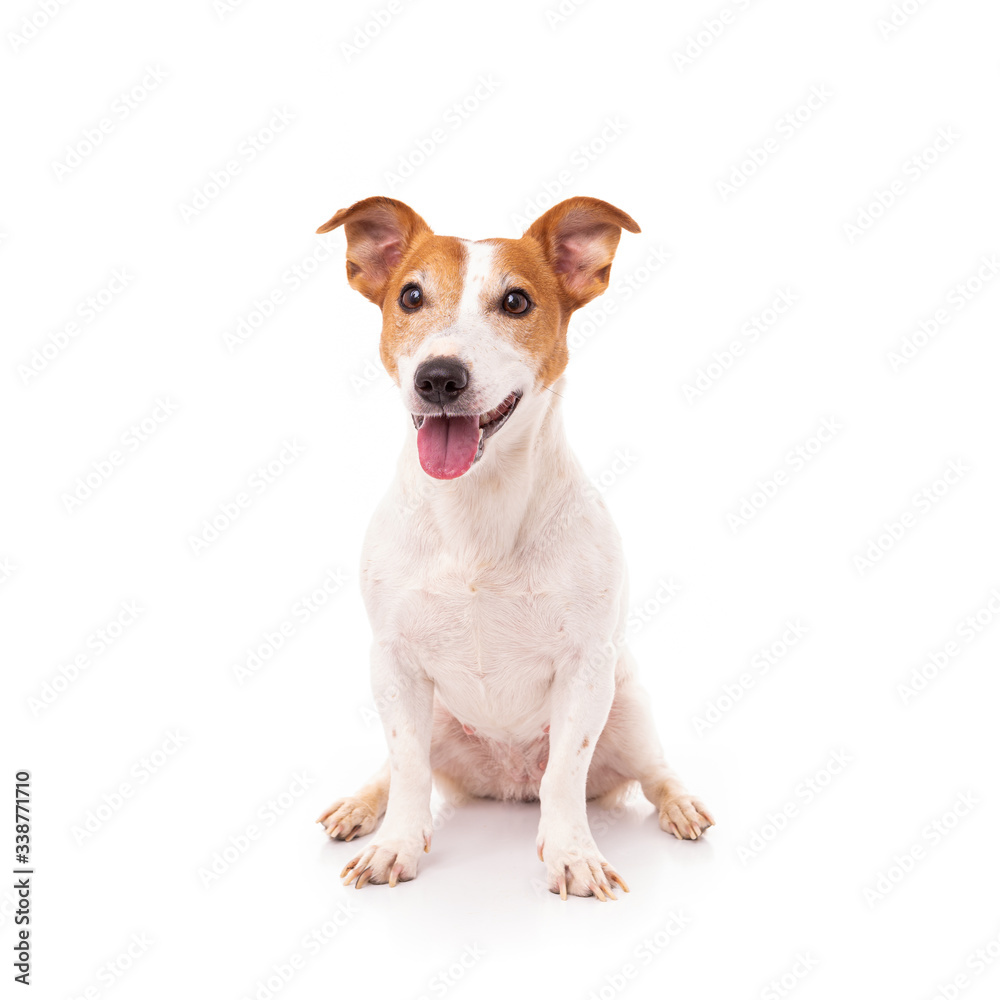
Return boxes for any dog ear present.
[316,196,431,306]
[525,197,640,309]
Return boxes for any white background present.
[4,0,1000,997]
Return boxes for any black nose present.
[414,357,469,404]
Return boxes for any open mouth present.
[412,391,521,480]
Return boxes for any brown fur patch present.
[377,233,467,382]
[480,237,573,388]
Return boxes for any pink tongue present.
[417,415,481,479]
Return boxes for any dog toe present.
[660,794,714,840]
[318,797,378,841]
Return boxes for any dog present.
[316,195,714,900]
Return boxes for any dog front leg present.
[341,644,434,888]
[537,654,629,901]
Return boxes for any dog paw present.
[340,833,428,888]
[659,794,715,840]
[539,836,628,901]
[317,797,379,842]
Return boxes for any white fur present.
[324,238,714,898]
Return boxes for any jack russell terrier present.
[316,195,714,900]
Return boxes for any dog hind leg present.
[589,661,715,841]
[317,759,389,842]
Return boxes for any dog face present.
[318,196,639,479]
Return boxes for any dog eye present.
[502,290,531,315]
[399,284,423,311]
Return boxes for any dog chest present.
[402,571,574,668]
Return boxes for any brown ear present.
[525,197,640,309]
[316,196,431,306]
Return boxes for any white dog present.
[316,195,713,900]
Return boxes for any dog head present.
[318,195,639,479]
